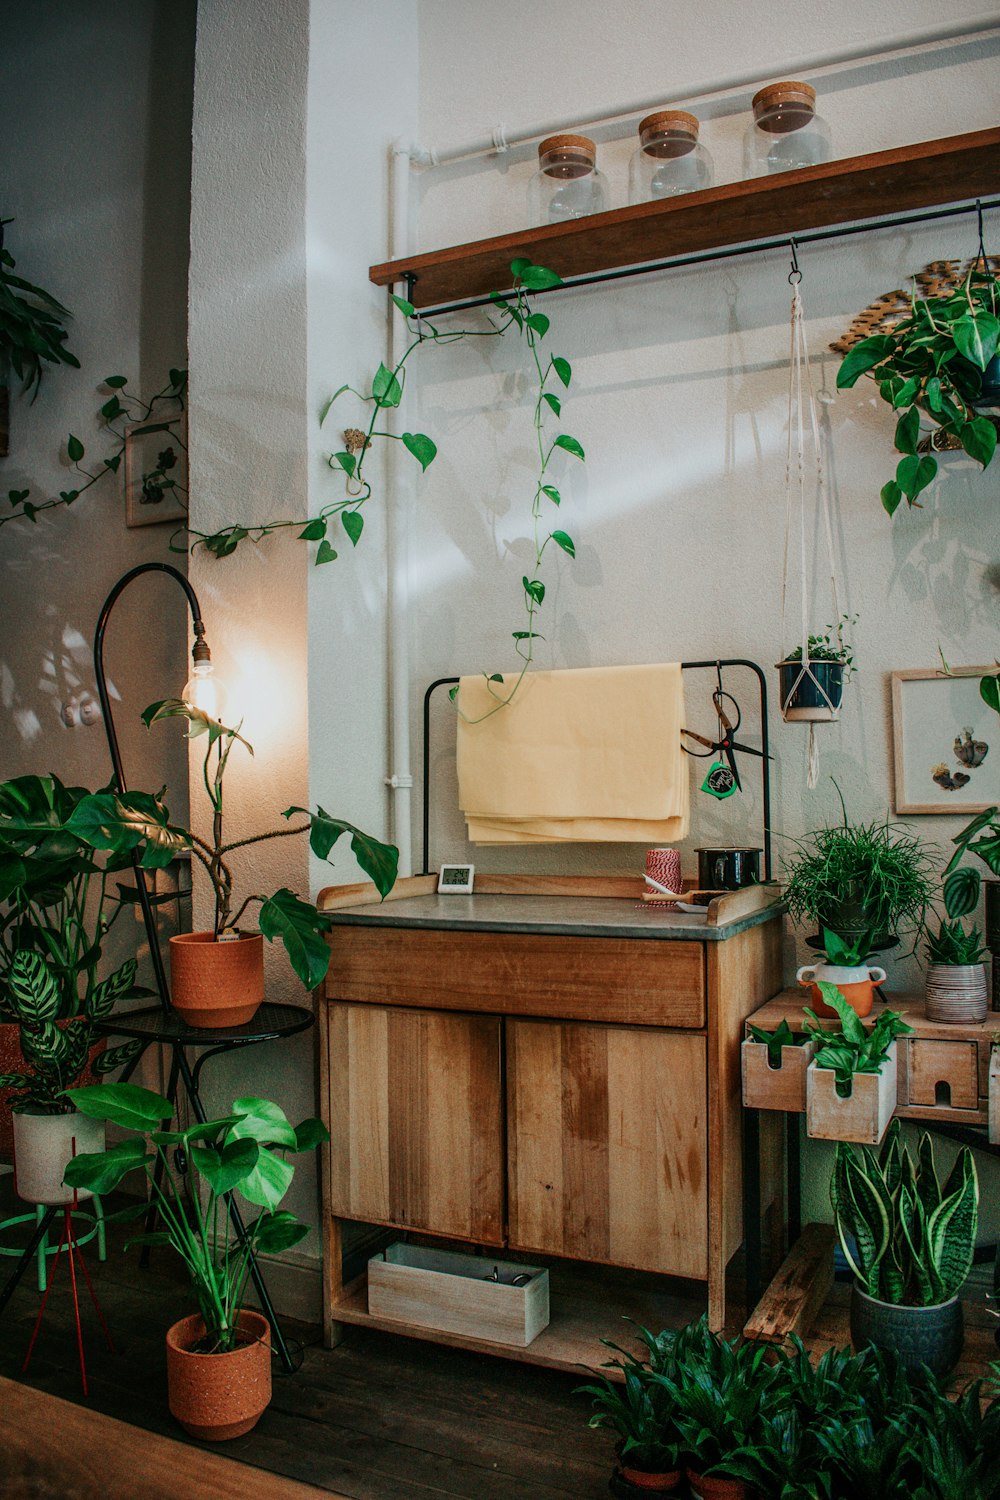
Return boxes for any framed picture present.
[124,412,187,527]
[437,863,475,894]
[891,668,998,815]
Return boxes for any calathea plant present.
[0,773,184,1110]
[831,1119,978,1306]
[836,266,999,515]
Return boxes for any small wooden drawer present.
[902,1038,980,1112]
[368,1243,550,1347]
[806,1045,897,1146]
[742,1038,815,1112]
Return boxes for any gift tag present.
[701,761,738,799]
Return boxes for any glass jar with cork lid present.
[628,110,713,203]
[743,81,831,178]
[527,134,609,225]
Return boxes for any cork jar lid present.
[638,110,700,159]
[752,81,817,133]
[538,133,596,159]
[538,133,597,178]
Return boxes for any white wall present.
[0,2,195,1001]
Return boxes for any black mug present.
[696,847,761,891]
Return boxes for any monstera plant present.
[836,267,999,515]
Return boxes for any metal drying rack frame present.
[420,658,772,879]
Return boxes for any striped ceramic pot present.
[925,962,988,1024]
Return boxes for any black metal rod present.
[421,659,771,876]
[0,1206,58,1318]
[743,1105,762,1314]
[93,564,204,1014]
[410,196,1000,318]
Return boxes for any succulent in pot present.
[923,915,988,1024]
[831,1119,978,1377]
[796,927,886,1018]
[64,1081,328,1440]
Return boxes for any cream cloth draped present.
[455,663,689,843]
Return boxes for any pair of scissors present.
[681,679,770,794]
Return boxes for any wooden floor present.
[1,1178,996,1498]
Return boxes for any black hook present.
[974,199,988,274]
[788,239,801,285]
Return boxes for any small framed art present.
[891,668,998,815]
[437,863,475,894]
[124,413,188,527]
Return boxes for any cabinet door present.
[507,1020,708,1277]
[326,1003,504,1244]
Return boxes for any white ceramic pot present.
[796,961,886,1019]
[12,1109,105,1205]
[925,963,988,1025]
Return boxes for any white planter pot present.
[925,963,988,1025]
[13,1109,105,1205]
[805,1042,897,1145]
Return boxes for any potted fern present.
[64,1081,328,1441]
[831,1119,978,1377]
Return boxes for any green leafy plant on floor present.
[836,267,999,515]
[831,1119,979,1307]
[64,1083,329,1354]
[0,218,79,402]
[2,369,187,531]
[804,982,911,1098]
[138,698,397,986]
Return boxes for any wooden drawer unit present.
[319,876,786,1367]
[901,1038,980,1113]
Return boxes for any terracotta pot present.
[0,1022,106,1159]
[619,1464,682,1491]
[12,1109,105,1205]
[686,1470,749,1500]
[169,932,264,1028]
[796,961,886,1018]
[166,1310,271,1441]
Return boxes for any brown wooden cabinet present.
[318,875,785,1370]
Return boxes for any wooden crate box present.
[368,1243,550,1347]
[806,1044,897,1145]
[742,1036,815,1112]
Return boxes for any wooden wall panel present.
[507,1020,708,1278]
[326,1002,504,1244]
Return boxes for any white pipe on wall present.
[410,16,1000,165]
[384,138,415,876]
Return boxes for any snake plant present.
[831,1120,979,1306]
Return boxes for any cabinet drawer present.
[902,1038,980,1112]
[326,1002,504,1244]
[507,1020,708,1277]
[326,927,705,1027]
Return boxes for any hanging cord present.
[779,243,844,787]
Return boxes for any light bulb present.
[182,660,225,721]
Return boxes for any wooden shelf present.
[370,128,1000,308]
[331,1262,714,1377]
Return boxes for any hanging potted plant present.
[776,616,855,723]
[64,1081,328,1441]
[831,1120,978,1378]
[836,263,1000,516]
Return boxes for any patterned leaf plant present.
[831,1120,979,1306]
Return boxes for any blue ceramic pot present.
[850,1285,963,1378]
[777,659,844,722]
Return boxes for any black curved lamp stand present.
[92,564,300,1371]
[93,562,206,1015]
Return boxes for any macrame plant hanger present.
[780,242,845,789]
